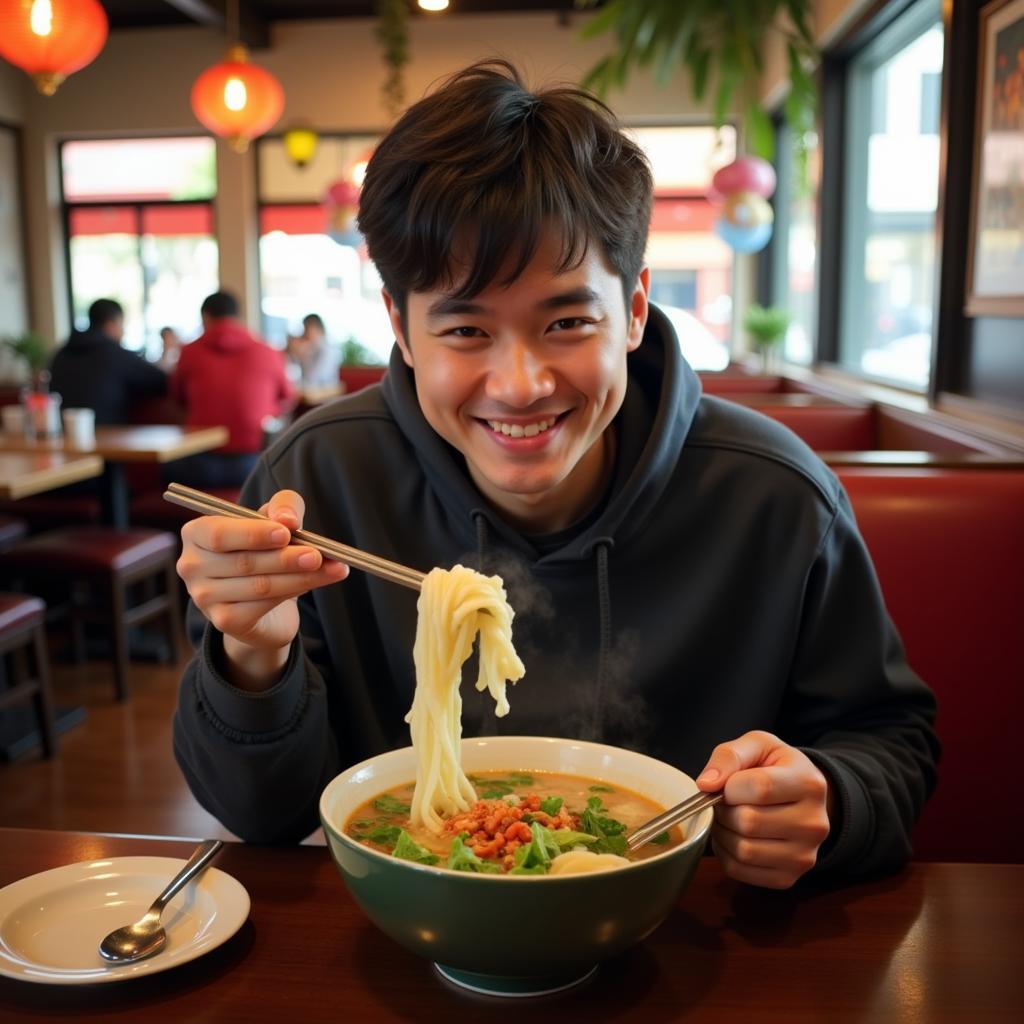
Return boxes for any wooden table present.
[0,452,103,500]
[0,426,228,526]
[0,829,1020,1023]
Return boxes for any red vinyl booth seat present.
[839,468,1024,863]
[761,404,877,451]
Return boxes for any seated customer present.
[170,291,295,489]
[49,298,167,424]
[287,313,340,388]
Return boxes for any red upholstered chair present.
[0,593,56,758]
[0,517,27,553]
[129,487,240,532]
[0,528,182,702]
[839,468,1024,863]
[760,405,878,450]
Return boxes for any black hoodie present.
[174,306,938,877]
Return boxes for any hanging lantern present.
[190,45,284,153]
[283,124,318,168]
[0,0,109,96]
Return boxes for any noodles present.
[405,565,526,834]
[547,850,631,875]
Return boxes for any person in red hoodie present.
[169,290,295,489]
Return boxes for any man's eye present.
[550,317,590,332]
[444,326,485,338]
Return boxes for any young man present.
[170,291,295,488]
[49,298,167,424]
[173,62,937,888]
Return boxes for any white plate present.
[0,856,250,985]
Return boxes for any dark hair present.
[357,60,652,316]
[88,298,123,330]
[303,313,325,332]
[201,291,239,319]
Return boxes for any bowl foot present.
[434,962,598,998]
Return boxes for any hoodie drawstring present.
[591,539,613,740]
[472,511,488,573]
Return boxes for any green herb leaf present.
[581,797,629,856]
[549,830,599,850]
[540,796,564,816]
[508,773,534,785]
[446,833,502,874]
[352,823,402,848]
[511,822,560,874]
[373,794,411,815]
[650,831,670,845]
[392,830,439,865]
[588,785,615,793]
[481,787,514,799]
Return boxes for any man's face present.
[385,230,648,532]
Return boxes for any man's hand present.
[696,730,831,889]
[177,489,348,691]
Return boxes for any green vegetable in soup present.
[392,830,439,865]
[480,785,514,799]
[373,794,411,815]
[540,796,563,816]
[352,822,402,848]
[510,822,560,875]
[549,830,599,850]
[581,795,629,856]
[650,831,670,845]
[588,785,615,793]
[447,833,503,874]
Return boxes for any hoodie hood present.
[381,303,702,563]
[199,320,259,353]
[66,328,117,351]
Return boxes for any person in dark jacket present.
[49,298,167,424]
[172,61,938,888]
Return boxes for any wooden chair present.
[0,593,56,758]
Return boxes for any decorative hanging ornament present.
[708,155,777,253]
[190,44,284,153]
[324,179,362,248]
[283,124,319,168]
[0,0,109,96]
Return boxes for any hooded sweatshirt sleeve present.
[782,486,939,878]
[172,458,340,843]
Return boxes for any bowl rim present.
[319,735,713,883]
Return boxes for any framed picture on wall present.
[966,0,1024,316]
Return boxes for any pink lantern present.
[324,179,362,247]
[711,156,777,202]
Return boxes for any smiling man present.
[173,61,937,888]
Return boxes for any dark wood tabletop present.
[0,828,1020,1023]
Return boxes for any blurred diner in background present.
[0,1,1021,1019]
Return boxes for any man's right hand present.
[177,489,348,690]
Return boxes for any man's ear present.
[626,267,650,353]
[382,289,414,368]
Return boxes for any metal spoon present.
[99,839,224,963]
[626,790,724,852]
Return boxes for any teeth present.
[486,417,556,438]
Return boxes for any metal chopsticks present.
[625,790,723,852]
[163,482,426,592]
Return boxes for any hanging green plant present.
[375,0,410,119]
[574,0,817,175]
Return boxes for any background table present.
[0,829,1020,1023]
[0,426,228,526]
[0,452,103,500]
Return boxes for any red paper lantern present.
[0,0,109,96]
[190,45,284,153]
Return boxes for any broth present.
[344,770,684,874]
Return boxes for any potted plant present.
[742,304,792,373]
[338,337,388,395]
[1,330,50,385]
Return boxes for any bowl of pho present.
[319,735,712,997]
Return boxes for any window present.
[61,137,218,358]
[771,119,820,365]
[0,122,28,344]
[629,125,736,370]
[257,134,392,363]
[839,0,944,389]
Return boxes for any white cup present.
[62,407,96,448]
[1,404,25,437]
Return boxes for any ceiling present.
[100,1,584,46]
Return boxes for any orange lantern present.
[190,44,284,153]
[0,0,109,96]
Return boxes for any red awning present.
[650,198,718,233]
[259,205,328,236]
[68,204,213,237]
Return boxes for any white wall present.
[0,61,25,125]
[19,12,704,346]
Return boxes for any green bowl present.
[319,736,712,997]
